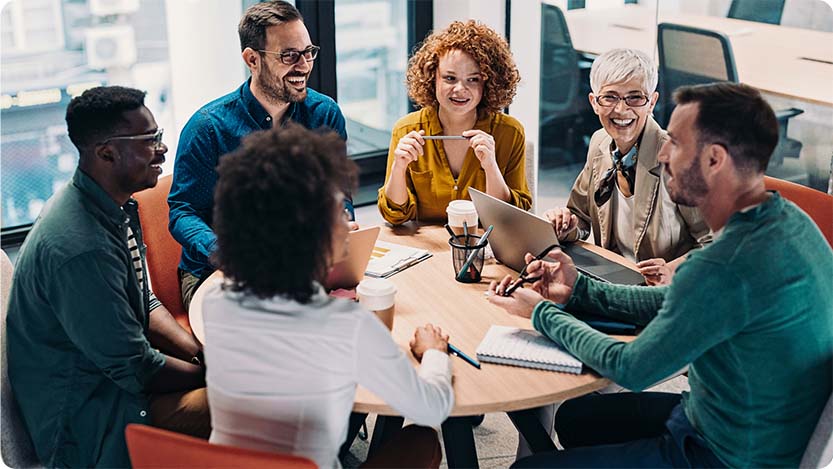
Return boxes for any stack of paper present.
[365,241,432,278]
[476,325,583,374]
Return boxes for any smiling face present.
[435,49,484,120]
[255,20,313,105]
[589,77,658,153]
[108,106,167,195]
[657,102,709,207]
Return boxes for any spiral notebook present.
[475,326,583,374]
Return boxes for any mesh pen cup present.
[449,235,486,283]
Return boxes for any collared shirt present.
[377,107,532,225]
[169,79,348,278]
[202,283,454,469]
[6,169,166,468]
[532,193,833,467]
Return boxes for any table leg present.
[507,409,557,453]
[441,416,479,469]
[339,412,368,459]
[367,415,404,459]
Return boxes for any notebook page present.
[476,325,582,373]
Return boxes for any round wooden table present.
[189,223,636,467]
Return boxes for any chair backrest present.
[524,141,537,214]
[133,175,190,333]
[656,22,737,126]
[540,3,581,116]
[1,249,40,468]
[728,0,786,25]
[764,176,833,248]
[125,424,317,468]
[800,392,833,468]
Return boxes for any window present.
[1,0,173,236]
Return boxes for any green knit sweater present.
[532,193,833,468]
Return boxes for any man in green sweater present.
[489,82,833,468]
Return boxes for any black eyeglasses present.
[502,244,560,297]
[595,94,650,108]
[258,45,320,65]
[99,128,164,150]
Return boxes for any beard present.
[257,59,308,105]
[667,153,709,207]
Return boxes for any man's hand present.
[486,278,544,318]
[636,257,677,286]
[410,323,449,362]
[544,207,578,240]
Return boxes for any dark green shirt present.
[7,169,166,468]
[532,193,833,468]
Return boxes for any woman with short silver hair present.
[544,48,710,285]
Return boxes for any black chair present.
[656,22,804,176]
[728,0,786,25]
[539,3,596,166]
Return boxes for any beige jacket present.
[565,117,711,261]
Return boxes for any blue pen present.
[448,343,481,369]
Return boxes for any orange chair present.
[134,175,190,333]
[764,176,833,248]
[125,424,317,468]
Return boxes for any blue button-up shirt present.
[168,79,349,278]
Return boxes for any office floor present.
[348,164,691,468]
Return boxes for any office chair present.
[727,0,786,25]
[134,174,191,333]
[539,3,596,166]
[125,424,316,468]
[656,23,804,176]
[801,392,833,469]
[1,249,40,468]
[764,175,833,248]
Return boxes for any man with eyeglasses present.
[544,48,709,286]
[6,86,210,467]
[169,0,350,310]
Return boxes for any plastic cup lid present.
[447,199,476,214]
[356,278,397,297]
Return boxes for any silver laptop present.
[468,189,644,285]
[325,226,381,290]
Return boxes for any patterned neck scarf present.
[594,144,638,206]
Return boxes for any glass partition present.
[536,0,833,216]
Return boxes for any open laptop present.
[468,188,644,285]
[325,225,381,290]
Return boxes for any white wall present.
[164,0,245,173]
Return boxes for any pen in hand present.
[448,343,481,369]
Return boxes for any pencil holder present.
[449,235,486,283]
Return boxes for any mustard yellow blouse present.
[377,107,531,225]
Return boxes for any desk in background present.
[189,224,636,468]
[564,4,833,106]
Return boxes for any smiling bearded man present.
[168,0,351,312]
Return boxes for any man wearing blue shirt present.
[169,0,349,309]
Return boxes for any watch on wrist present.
[190,350,204,366]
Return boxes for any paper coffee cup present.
[446,200,479,236]
[356,278,397,330]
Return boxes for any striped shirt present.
[126,225,162,311]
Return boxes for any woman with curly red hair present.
[378,20,532,224]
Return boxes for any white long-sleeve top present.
[201,283,454,469]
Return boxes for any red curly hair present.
[406,20,520,116]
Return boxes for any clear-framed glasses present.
[100,128,164,150]
[595,94,650,108]
[258,45,320,65]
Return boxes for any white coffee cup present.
[356,278,397,330]
[446,200,479,236]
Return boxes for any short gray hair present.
[589,48,658,95]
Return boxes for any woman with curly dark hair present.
[201,123,454,468]
[378,20,532,225]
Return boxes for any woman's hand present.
[410,323,449,362]
[391,130,426,174]
[463,129,497,170]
